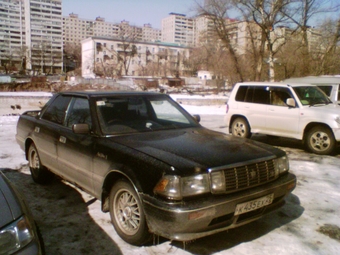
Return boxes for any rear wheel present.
[28,144,53,184]
[231,117,251,138]
[109,180,151,245]
[305,126,335,155]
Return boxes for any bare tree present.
[282,0,340,76]
[195,0,244,82]
[315,18,340,74]
[116,25,139,75]
[64,43,81,74]
[234,0,292,81]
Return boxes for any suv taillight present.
[226,103,229,113]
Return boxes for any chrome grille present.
[223,160,277,192]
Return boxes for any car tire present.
[231,117,251,138]
[305,126,335,155]
[109,180,151,246]
[28,144,53,184]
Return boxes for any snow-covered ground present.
[0,92,340,255]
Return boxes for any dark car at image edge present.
[0,170,44,255]
[15,91,296,246]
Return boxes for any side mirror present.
[72,124,90,134]
[193,114,201,123]
[286,98,296,108]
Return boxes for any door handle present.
[59,136,66,144]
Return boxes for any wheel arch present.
[302,122,334,144]
[24,138,34,161]
[101,170,142,213]
[229,115,251,133]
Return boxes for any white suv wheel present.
[231,117,251,138]
[306,126,335,155]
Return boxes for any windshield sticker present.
[97,101,105,106]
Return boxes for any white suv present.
[225,82,340,155]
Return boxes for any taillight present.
[226,103,229,113]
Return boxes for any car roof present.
[57,91,165,98]
[236,82,318,88]
[284,76,340,85]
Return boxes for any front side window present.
[41,95,71,125]
[65,97,92,128]
[270,87,292,106]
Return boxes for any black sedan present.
[16,91,296,246]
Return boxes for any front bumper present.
[141,172,296,241]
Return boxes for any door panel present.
[56,97,94,194]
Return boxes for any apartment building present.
[63,14,120,45]
[194,15,216,46]
[82,36,191,78]
[142,23,161,42]
[63,14,161,46]
[0,0,25,71]
[0,0,63,74]
[161,13,194,46]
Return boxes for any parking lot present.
[1,95,340,255]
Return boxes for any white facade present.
[198,70,213,80]
[82,36,191,78]
[161,13,194,46]
[0,0,63,73]
[194,15,216,46]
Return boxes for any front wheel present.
[28,144,53,184]
[305,126,335,155]
[231,117,251,138]
[109,180,151,246]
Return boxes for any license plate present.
[235,194,274,215]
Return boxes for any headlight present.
[275,156,289,175]
[0,216,34,255]
[154,174,210,200]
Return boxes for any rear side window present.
[41,95,71,125]
[235,86,270,104]
[235,86,248,101]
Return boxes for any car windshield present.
[95,95,199,135]
[293,86,332,106]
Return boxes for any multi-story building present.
[161,13,194,46]
[82,36,191,78]
[142,23,161,42]
[63,14,121,45]
[0,0,26,72]
[63,15,161,46]
[194,15,216,46]
[0,0,63,74]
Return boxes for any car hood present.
[109,127,284,174]
[303,103,340,113]
[0,172,21,228]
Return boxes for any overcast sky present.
[62,0,199,29]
